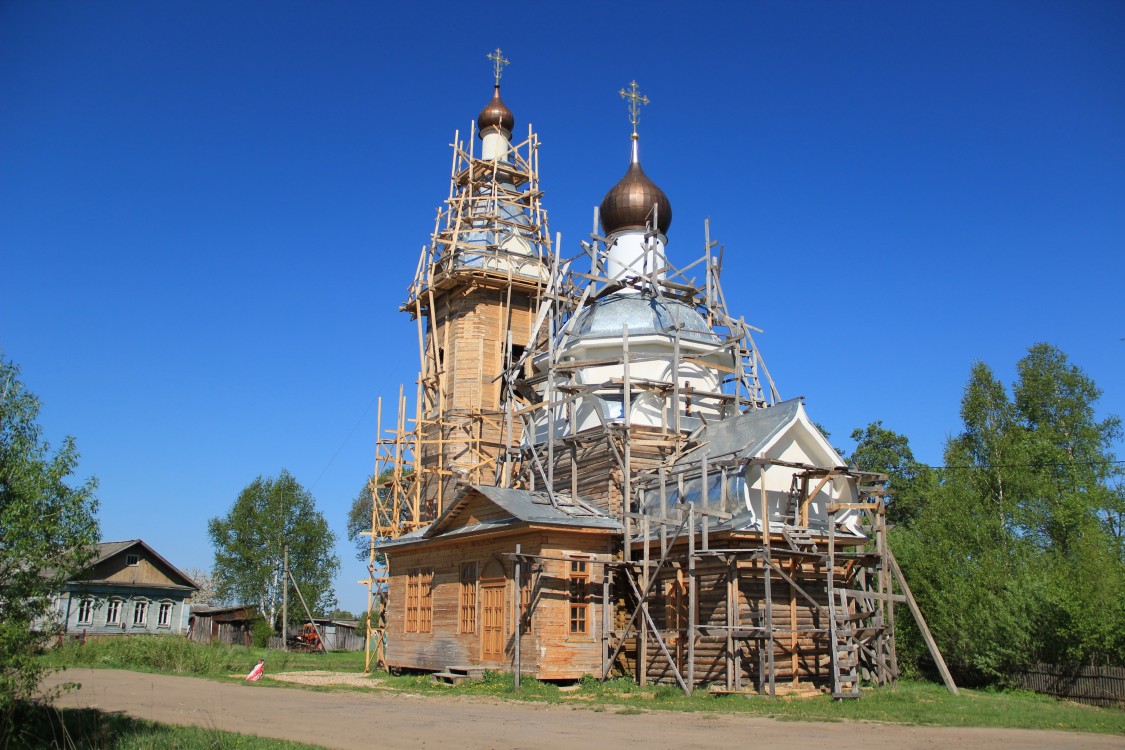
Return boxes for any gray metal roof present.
[676,398,803,465]
[470,486,621,529]
[379,486,620,550]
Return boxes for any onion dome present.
[599,147,672,236]
[477,85,515,139]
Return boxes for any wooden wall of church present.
[385,529,612,680]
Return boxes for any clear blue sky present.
[2,1,1122,614]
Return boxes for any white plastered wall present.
[743,403,859,531]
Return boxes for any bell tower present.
[403,50,552,520]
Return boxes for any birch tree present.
[208,471,339,627]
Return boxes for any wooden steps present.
[432,665,486,686]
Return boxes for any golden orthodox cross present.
[619,80,649,137]
[488,48,509,85]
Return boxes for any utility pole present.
[282,545,289,651]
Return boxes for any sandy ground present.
[45,669,1124,750]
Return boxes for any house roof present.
[381,485,621,550]
[190,604,256,616]
[74,539,200,591]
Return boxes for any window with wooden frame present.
[106,598,122,625]
[405,567,434,633]
[568,558,590,635]
[459,562,477,633]
[132,600,148,626]
[665,575,689,635]
[519,572,533,628]
[76,598,93,625]
[157,601,173,628]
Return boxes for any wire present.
[904,458,1125,472]
[309,394,379,491]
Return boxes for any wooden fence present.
[1008,663,1125,708]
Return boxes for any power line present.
[903,458,1125,472]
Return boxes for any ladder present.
[781,525,818,553]
[829,588,861,698]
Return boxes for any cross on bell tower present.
[487,48,509,85]
[619,80,649,138]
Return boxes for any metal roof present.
[568,292,720,345]
[675,398,803,465]
[380,486,620,550]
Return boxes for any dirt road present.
[46,669,1122,750]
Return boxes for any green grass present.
[43,639,1124,735]
[44,636,365,678]
[4,702,324,749]
[359,671,1125,735]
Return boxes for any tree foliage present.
[345,474,376,563]
[208,471,339,627]
[0,358,99,726]
[848,420,936,525]
[346,468,404,566]
[853,344,1125,683]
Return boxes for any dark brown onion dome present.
[477,84,515,138]
[599,158,672,236]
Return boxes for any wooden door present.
[481,583,506,662]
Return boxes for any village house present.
[51,539,198,637]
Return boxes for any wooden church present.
[369,51,951,697]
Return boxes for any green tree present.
[0,358,99,728]
[1010,344,1125,664]
[883,345,1124,681]
[346,468,407,560]
[855,366,1040,681]
[208,471,339,628]
[849,420,936,525]
[345,474,376,562]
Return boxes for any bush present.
[45,636,250,676]
[251,619,274,648]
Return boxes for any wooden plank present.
[887,549,959,696]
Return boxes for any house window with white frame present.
[106,598,122,625]
[133,600,148,626]
[158,601,173,628]
[76,598,93,625]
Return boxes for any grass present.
[4,702,323,749]
[44,638,1125,735]
[44,636,366,678]
[353,671,1125,735]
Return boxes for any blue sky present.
[2,1,1122,614]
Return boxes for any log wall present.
[385,529,611,679]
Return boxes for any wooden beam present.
[887,548,959,696]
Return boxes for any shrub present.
[251,619,274,648]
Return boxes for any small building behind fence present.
[188,604,257,646]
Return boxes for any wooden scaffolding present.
[363,113,552,672]
[364,74,956,695]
